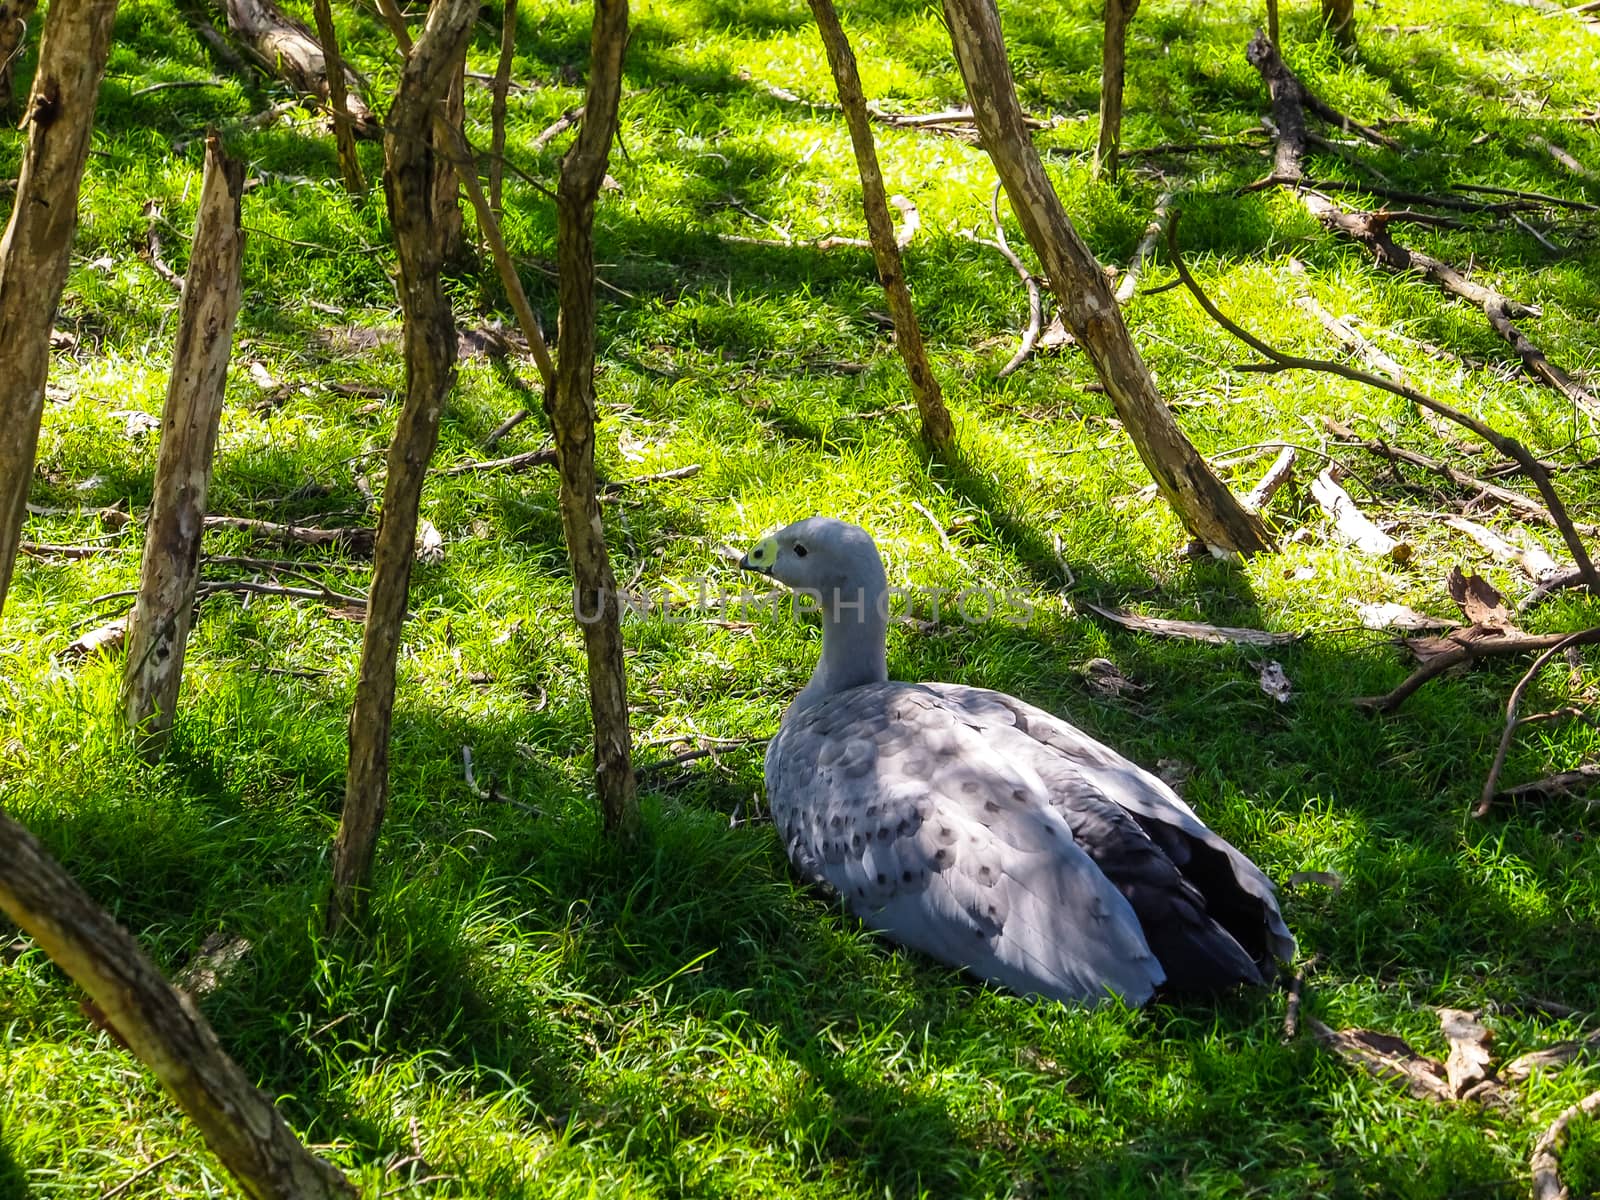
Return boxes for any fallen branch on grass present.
[1167,215,1598,591]
[1245,32,1600,419]
[1446,516,1561,583]
[599,464,703,492]
[1496,765,1600,804]
[437,446,557,476]
[1531,1088,1600,1200]
[1321,417,1591,538]
[1242,446,1297,513]
[1085,603,1300,647]
[1308,1019,1455,1101]
[1310,468,1410,561]
[202,514,375,556]
[1505,1028,1600,1082]
[1114,192,1173,304]
[635,735,768,777]
[205,0,378,137]
[973,181,1043,378]
[1477,629,1600,816]
[19,542,129,559]
[1355,625,1600,713]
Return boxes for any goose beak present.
[740,536,777,576]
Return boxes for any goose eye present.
[793,544,808,558]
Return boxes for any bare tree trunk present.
[490,0,518,218]
[375,0,557,387]
[0,0,120,624]
[551,0,638,836]
[311,0,365,192]
[1093,0,1140,182]
[1321,0,1355,46]
[328,0,477,931]
[940,0,1273,554]
[0,813,356,1199]
[808,0,955,452]
[213,0,378,136]
[1266,0,1279,45]
[0,0,38,118]
[431,0,468,269]
[121,133,246,758]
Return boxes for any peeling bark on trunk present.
[940,0,1273,554]
[0,0,120,623]
[311,0,365,192]
[0,813,356,1199]
[1094,0,1140,182]
[121,133,246,758]
[550,0,638,836]
[0,0,38,118]
[213,0,378,137]
[328,0,477,931]
[808,0,953,452]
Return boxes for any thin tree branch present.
[1166,212,1598,591]
[1477,629,1600,816]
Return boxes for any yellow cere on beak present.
[741,535,778,575]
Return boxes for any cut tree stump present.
[212,0,378,137]
[941,0,1272,554]
[328,0,478,931]
[808,0,954,452]
[121,132,247,758]
[0,812,356,1199]
[0,0,120,623]
[550,0,639,836]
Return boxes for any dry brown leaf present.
[246,360,282,390]
[174,932,253,1000]
[1156,758,1192,791]
[1446,567,1512,629]
[1085,603,1300,647]
[1037,315,1075,351]
[416,518,445,565]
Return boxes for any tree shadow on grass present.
[0,1131,28,1200]
[6,616,1598,1196]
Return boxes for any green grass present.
[5,0,1600,1195]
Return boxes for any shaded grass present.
[5,0,1600,1195]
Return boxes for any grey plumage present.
[742,517,1295,1007]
